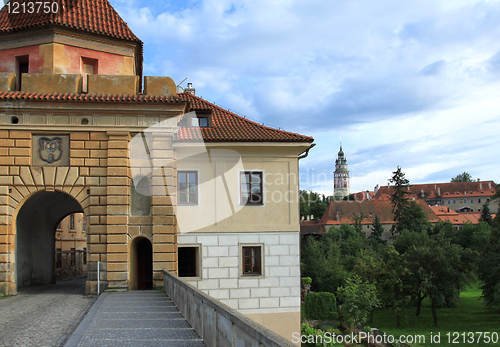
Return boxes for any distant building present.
[55,213,87,278]
[430,206,495,230]
[333,144,350,199]
[373,180,498,214]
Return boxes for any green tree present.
[301,236,348,293]
[456,221,491,253]
[451,172,473,182]
[478,226,500,310]
[480,201,492,225]
[404,237,476,326]
[400,200,431,234]
[368,214,386,251]
[375,246,412,326]
[299,190,332,221]
[337,275,380,329]
[388,166,410,235]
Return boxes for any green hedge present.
[304,292,338,320]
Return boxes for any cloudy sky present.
[112,0,500,196]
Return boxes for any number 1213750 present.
[6,2,59,14]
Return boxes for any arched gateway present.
[16,190,84,287]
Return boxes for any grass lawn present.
[371,283,500,346]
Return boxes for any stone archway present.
[15,190,84,288]
[129,236,153,290]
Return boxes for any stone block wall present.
[0,128,177,294]
[177,232,301,313]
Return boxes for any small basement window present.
[178,246,201,278]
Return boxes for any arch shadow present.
[15,190,84,289]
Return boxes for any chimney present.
[437,187,441,196]
[185,82,196,95]
[489,182,492,189]
[480,182,483,190]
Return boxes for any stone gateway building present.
[0,0,313,340]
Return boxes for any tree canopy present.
[451,172,473,182]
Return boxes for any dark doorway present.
[15,190,84,289]
[136,238,153,290]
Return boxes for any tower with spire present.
[334,143,350,199]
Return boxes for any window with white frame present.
[178,171,198,204]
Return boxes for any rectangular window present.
[242,246,262,275]
[240,171,263,205]
[190,112,211,127]
[16,55,29,91]
[83,248,87,265]
[69,214,75,230]
[478,199,481,204]
[81,57,98,93]
[178,171,198,204]
[178,246,200,277]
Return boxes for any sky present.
[111,0,500,196]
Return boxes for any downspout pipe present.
[298,143,316,160]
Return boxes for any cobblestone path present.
[0,276,95,347]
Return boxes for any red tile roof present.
[0,0,140,42]
[373,181,497,200]
[318,199,439,225]
[176,93,314,143]
[0,91,182,103]
[0,91,314,143]
[429,206,496,225]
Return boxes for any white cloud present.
[111,0,500,192]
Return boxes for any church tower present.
[334,143,350,199]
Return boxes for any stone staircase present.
[65,291,205,346]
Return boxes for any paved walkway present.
[65,290,205,347]
[0,276,95,347]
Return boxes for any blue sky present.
[112,0,500,195]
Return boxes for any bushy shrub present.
[302,277,313,285]
[305,292,338,320]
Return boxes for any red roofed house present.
[373,181,498,214]
[0,0,313,341]
[301,199,439,239]
[429,206,496,230]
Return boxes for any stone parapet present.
[87,75,139,95]
[0,73,16,92]
[143,76,177,96]
[163,270,295,347]
[21,73,82,94]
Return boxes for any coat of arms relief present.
[32,135,70,166]
[39,137,63,163]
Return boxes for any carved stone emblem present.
[39,137,63,163]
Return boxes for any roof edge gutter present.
[298,143,316,160]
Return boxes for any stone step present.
[64,291,205,347]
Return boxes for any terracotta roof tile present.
[319,199,440,225]
[0,0,140,42]
[0,90,182,103]
[373,181,497,200]
[0,91,314,143]
[176,93,314,143]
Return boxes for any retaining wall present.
[163,270,296,347]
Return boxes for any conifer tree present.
[389,166,410,235]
